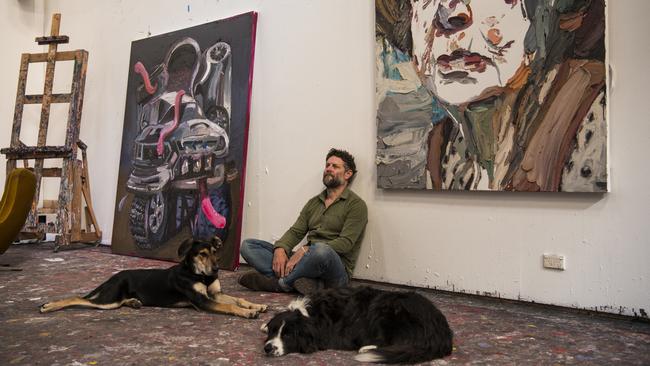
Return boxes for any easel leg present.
[56,159,73,250]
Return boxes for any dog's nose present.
[264,343,276,355]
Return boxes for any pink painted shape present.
[134,61,158,95]
[199,179,226,229]
[156,90,185,156]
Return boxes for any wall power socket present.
[543,254,566,270]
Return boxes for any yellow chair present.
[0,168,37,254]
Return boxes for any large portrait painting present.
[376,0,607,192]
[111,12,257,269]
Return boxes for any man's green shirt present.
[274,188,368,277]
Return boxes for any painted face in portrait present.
[411,0,531,105]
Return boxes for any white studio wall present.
[0,0,648,318]
[0,0,45,194]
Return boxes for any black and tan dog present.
[39,238,267,318]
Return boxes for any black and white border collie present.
[261,286,453,364]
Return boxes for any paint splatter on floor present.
[0,243,649,365]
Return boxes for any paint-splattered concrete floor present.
[1,243,649,365]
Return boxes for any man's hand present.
[272,248,288,278]
[285,246,307,275]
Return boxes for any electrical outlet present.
[543,254,566,270]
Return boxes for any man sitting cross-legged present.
[239,148,368,295]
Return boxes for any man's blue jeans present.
[240,238,349,291]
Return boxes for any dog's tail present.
[354,341,452,364]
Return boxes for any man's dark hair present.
[326,148,357,184]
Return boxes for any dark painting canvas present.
[111,12,257,269]
[376,0,607,192]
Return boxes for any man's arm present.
[272,201,313,278]
[327,199,368,254]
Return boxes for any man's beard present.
[323,173,343,188]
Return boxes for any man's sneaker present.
[238,271,284,292]
[293,277,324,296]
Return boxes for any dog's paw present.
[244,309,260,319]
[124,298,142,309]
[358,345,378,353]
[254,304,268,313]
[39,303,53,313]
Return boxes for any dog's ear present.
[177,238,194,258]
[211,236,223,249]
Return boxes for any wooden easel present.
[0,14,101,251]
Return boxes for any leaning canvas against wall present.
[376,0,607,192]
[111,12,257,269]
